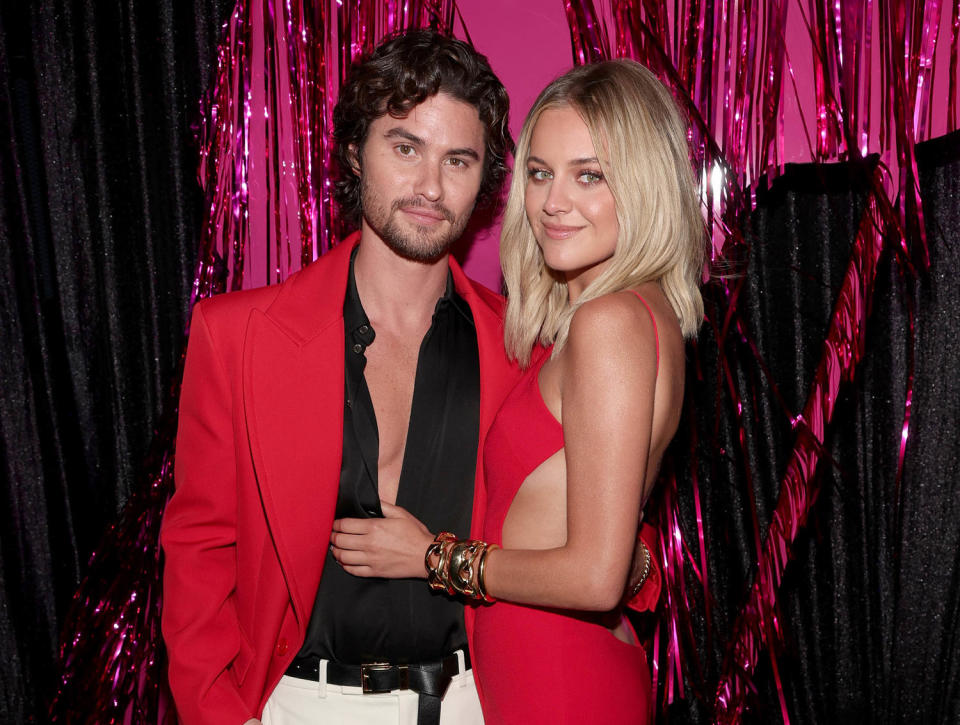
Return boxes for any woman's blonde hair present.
[501,59,705,366]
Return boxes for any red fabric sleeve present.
[626,522,662,613]
[160,302,254,725]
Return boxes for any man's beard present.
[360,176,474,263]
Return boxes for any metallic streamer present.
[193,0,458,291]
[713,179,901,722]
[564,0,610,64]
[951,1,960,129]
[49,414,181,723]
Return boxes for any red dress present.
[473,344,653,725]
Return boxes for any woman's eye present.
[527,168,552,182]
[578,170,604,184]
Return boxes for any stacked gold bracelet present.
[425,531,498,602]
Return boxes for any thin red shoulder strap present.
[630,291,660,374]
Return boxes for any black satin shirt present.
[293,249,480,665]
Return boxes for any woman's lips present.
[541,221,584,239]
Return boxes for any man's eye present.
[446,157,466,168]
[397,144,415,156]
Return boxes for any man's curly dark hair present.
[333,29,513,228]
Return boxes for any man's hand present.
[331,502,434,579]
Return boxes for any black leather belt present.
[285,650,470,725]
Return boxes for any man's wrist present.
[424,532,497,601]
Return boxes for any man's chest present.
[361,333,423,500]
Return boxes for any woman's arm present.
[481,292,659,611]
[332,292,663,610]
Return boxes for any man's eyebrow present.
[446,147,480,161]
[384,127,425,146]
[383,127,479,161]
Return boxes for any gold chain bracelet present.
[629,539,652,599]
[425,531,457,594]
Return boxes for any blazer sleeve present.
[161,301,254,725]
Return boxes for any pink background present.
[236,1,957,291]
[453,0,576,290]
[453,1,957,291]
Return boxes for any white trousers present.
[261,653,484,725]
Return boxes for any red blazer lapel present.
[241,235,359,625]
[242,237,516,632]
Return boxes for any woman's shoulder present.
[569,285,673,343]
[565,285,683,379]
[563,290,653,374]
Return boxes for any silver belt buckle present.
[360,662,408,693]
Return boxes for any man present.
[161,30,517,725]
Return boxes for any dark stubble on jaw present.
[360,175,475,263]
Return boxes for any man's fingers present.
[333,517,373,534]
[332,548,368,566]
[329,531,367,551]
[341,564,375,578]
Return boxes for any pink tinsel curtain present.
[47,1,960,723]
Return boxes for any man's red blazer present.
[160,234,521,724]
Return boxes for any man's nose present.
[413,161,443,202]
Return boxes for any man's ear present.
[347,144,361,176]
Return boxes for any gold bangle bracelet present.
[476,544,499,602]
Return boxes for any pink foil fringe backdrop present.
[50,2,459,722]
[193,0,460,295]
[50,1,959,722]
[563,1,957,723]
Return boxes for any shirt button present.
[352,343,363,354]
[358,325,369,334]
[276,638,289,656]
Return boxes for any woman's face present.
[524,106,619,296]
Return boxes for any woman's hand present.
[331,502,435,579]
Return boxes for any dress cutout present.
[473,292,658,724]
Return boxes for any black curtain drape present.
[0,2,232,721]
[659,133,960,723]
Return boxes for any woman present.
[333,59,703,723]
